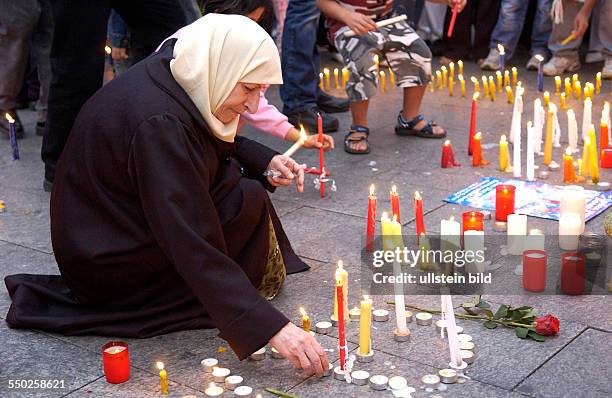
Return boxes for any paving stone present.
[516,328,612,398]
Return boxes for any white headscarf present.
[170,14,282,142]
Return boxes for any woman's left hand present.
[266,155,305,192]
[302,134,335,151]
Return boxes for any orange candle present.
[468,93,479,155]
[472,132,487,166]
[601,119,609,153]
[390,185,400,223]
[563,147,575,183]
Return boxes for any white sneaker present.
[602,58,612,79]
[526,54,546,70]
[542,55,580,76]
[585,51,603,64]
[480,48,500,71]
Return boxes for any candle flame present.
[105,45,111,55]
[420,232,426,236]
[444,139,450,147]
[500,134,506,143]
[299,124,307,142]
[458,74,464,81]
[585,136,590,146]
[156,361,164,371]
[496,71,502,78]
[299,307,307,317]
[373,54,379,64]
[323,67,330,74]
[472,92,479,101]
[441,66,447,72]
[369,184,375,196]
[380,70,385,77]
[565,147,572,156]
[363,295,370,301]
[449,216,455,222]
[470,76,477,83]
[392,214,398,223]
[337,260,344,270]
[381,211,390,222]
[497,44,505,54]
[474,132,482,140]
[334,67,339,73]
[535,54,544,62]
[5,113,14,123]
[414,191,422,200]
[391,184,397,194]
[319,72,323,79]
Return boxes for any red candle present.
[336,280,347,370]
[495,184,515,222]
[366,185,376,251]
[390,185,400,223]
[561,252,585,295]
[601,148,612,168]
[468,93,479,155]
[462,211,484,234]
[317,113,325,198]
[441,139,460,168]
[414,191,426,236]
[102,341,130,384]
[600,121,608,153]
[447,0,459,38]
[522,250,547,292]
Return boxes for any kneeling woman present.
[5,14,328,376]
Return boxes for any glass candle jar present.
[578,233,607,292]
[102,341,130,384]
[495,185,515,222]
[560,253,586,295]
[522,250,547,292]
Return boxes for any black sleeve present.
[234,135,279,191]
[127,114,289,359]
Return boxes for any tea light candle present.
[323,362,333,377]
[460,350,475,364]
[201,358,219,372]
[405,310,414,322]
[225,375,243,390]
[349,306,361,319]
[212,367,231,383]
[438,369,458,384]
[388,376,408,390]
[459,341,475,352]
[435,319,463,335]
[249,348,266,361]
[333,366,348,380]
[373,309,390,322]
[234,385,253,397]
[369,375,389,391]
[422,374,440,389]
[415,312,433,326]
[270,348,283,359]
[315,321,332,334]
[351,370,370,386]
[457,334,473,343]
[102,342,130,384]
[204,382,224,397]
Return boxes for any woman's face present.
[246,6,265,22]
[214,83,261,123]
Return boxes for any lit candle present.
[574,80,581,100]
[588,125,599,183]
[462,211,484,235]
[336,272,347,370]
[459,74,466,97]
[389,68,395,86]
[568,109,578,153]
[543,105,553,165]
[471,76,480,95]
[543,91,550,108]
[601,117,609,154]
[319,73,324,91]
[342,67,349,88]
[449,61,455,78]
[440,293,463,368]
[472,132,484,166]
[366,185,376,251]
[559,213,581,250]
[436,70,442,90]
[102,342,130,384]
[495,184,516,222]
[332,260,349,322]
[323,68,330,92]
[482,76,489,98]
[584,83,591,101]
[512,67,518,86]
[506,86,514,104]
[282,125,308,157]
[380,70,386,92]
[560,185,586,234]
[449,74,454,97]
[552,103,561,148]
[526,121,535,181]
[555,76,561,95]
[441,139,460,168]
[5,113,20,160]
[429,80,434,93]
[488,76,496,101]
[157,361,168,395]
[389,217,409,336]
[572,73,578,86]
[564,77,572,97]
[468,93,479,155]
[358,295,372,355]
[560,92,566,110]
[582,97,592,141]
[205,382,224,397]
[511,85,523,175]
[582,136,591,179]
[577,158,583,176]
[414,191,426,236]
[300,307,310,332]
[458,60,463,76]
[497,44,505,74]
[504,70,510,88]
[507,213,528,255]
[441,66,448,87]
[373,54,380,75]
[535,54,544,92]
[390,185,400,222]
[499,134,509,172]
[563,147,575,183]
[333,68,339,89]
[596,72,601,95]
[496,71,503,93]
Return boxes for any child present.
[317,0,465,154]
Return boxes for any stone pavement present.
[0,55,611,398]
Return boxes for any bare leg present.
[402,86,445,136]
[347,100,369,152]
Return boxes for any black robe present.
[4,41,309,360]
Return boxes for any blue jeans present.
[280,0,320,114]
[490,0,552,59]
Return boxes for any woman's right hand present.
[344,12,377,36]
[269,322,329,377]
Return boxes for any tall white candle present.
[560,185,586,233]
[526,121,535,181]
[559,212,581,250]
[507,213,527,255]
[440,217,461,253]
[440,292,463,368]
[582,97,592,141]
[567,109,578,153]
[512,86,524,177]
[603,101,611,143]
[552,104,561,148]
[464,230,485,273]
[391,220,408,335]
[534,99,544,155]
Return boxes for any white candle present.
[567,109,578,153]
[440,217,461,253]
[582,98,592,141]
[526,121,535,181]
[441,292,463,368]
[464,230,485,273]
[560,185,586,233]
[282,126,308,157]
[559,212,581,250]
[507,214,528,255]
[512,86,524,177]
[393,256,408,335]
[603,101,611,143]
[534,99,544,155]
[551,104,561,148]
[524,229,545,252]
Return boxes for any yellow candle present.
[504,70,510,88]
[496,71,503,92]
[389,68,395,86]
[482,76,489,97]
[499,134,509,171]
[157,362,168,395]
[586,83,594,100]
[588,125,599,183]
[333,68,339,89]
[429,80,434,92]
[596,72,601,95]
[564,77,572,97]
[511,67,518,86]
[458,60,463,76]
[342,67,349,88]
[373,54,380,75]
[577,158,583,176]
[436,70,442,89]
[560,92,566,110]
[449,62,455,78]
[544,105,553,165]
[323,68,330,92]
[441,66,448,87]
[582,136,591,178]
[319,73,324,91]
[300,307,310,332]
[555,76,561,95]
[380,70,386,92]
[488,76,496,101]
[574,80,581,100]
[543,91,550,108]
[572,73,579,85]
[381,212,392,250]
[332,260,349,321]
[449,75,454,96]
[358,295,372,355]
[459,74,466,97]
[471,76,480,95]
[506,86,514,104]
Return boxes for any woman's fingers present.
[304,344,324,377]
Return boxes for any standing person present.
[438,0,500,67]
[280,0,350,134]
[480,0,552,71]
[41,0,193,192]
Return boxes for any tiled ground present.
[0,53,610,398]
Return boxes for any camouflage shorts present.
[334,20,433,102]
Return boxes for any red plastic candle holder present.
[560,252,585,295]
[462,211,484,233]
[495,185,516,221]
[522,250,547,292]
[601,148,612,168]
[102,341,130,384]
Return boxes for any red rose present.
[535,315,560,336]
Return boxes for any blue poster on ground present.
[444,177,612,221]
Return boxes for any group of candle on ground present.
[319,55,397,94]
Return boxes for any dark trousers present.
[42,0,189,182]
[442,0,501,61]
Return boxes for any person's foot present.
[526,53,546,70]
[585,51,603,64]
[286,106,339,133]
[480,48,500,71]
[395,113,446,138]
[542,55,580,76]
[0,109,24,139]
[602,57,612,79]
[344,125,370,154]
[36,121,45,136]
[316,91,349,113]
